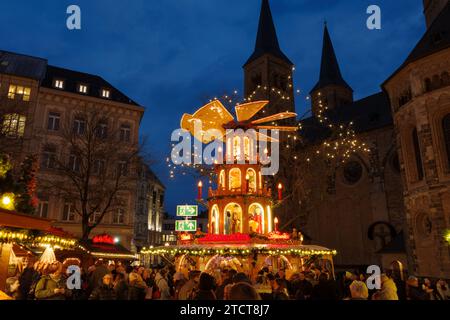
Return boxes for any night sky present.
[0,0,425,215]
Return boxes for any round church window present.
[343,161,363,185]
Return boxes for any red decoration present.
[92,234,114,244]
[198,233,251,243]
[277,183,283,201]
[197,181,203,200]
[268,231,291,241]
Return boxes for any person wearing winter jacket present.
[406,276,429,300]
[372,275,399,300]
[436,279,450,300]
[89,274,116,300]
[193,273,217,300]
[18,257,39,300]
[35,262,68,300]
[114,272,129,300]
[154,270,171,300]
[128,272,147,300]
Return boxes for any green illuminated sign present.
[176,220,197,232]
[176,205,198,217]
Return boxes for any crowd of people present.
[4,257,450,301]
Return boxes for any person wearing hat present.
[406,276,429,300]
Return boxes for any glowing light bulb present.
[2,195,11,206]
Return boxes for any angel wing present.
[235,101,269,122]
[180,100,234,144]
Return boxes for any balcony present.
[208,186,272,198]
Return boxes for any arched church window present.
[391,152,401,173]
[280,75,287,91]
[432,75,441,90]
[272,73,280,89]
[412,128,424,181]
[424,78,432,92]
[442,114,450,168]
[251,73,262,92]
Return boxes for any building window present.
[95,122,108,139]
[119,124,131,142]
[54,79,64,89]
[69,154,81,172]
[8,85,31,101]
[73,118,86,135]
[36,201,49,218]
[101,89,111,98]
[93,159,105,175]
[391,152,401,173]
[41,146,57,169]
[78,84,88,94]
[412,128,424,181]
[152,191,157,205]
[89,211,101,224]
[47,112,61,131]
[1,114,26,137]
[62,203,76,222]
[118,161,128,176]
[113,209,125,224]
[443,114,450,169]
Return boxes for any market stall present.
[0,208,78,291]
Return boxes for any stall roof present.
[0,209,52,231]
[80,240,137,260]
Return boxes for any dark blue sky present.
[0,0,425,214]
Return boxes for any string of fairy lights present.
[140,246,337,257]
[167,66,369,181]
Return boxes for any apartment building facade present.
[0,50,164,250]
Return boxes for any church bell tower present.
[243,0,295,117]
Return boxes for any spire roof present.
[244,0,293,67]
[311,24,352,93]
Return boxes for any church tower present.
[423,0,449,28]
[310,24,353,116]
[383,3,450,278]
[243,0,295,116]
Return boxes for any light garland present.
[0,229,32,243]
[141,246,337,257]
[0,227,77,250]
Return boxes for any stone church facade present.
[244,0,450,277]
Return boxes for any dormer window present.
[54,79,64,89]
[78,84,88,94]
[101,89,111,99]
